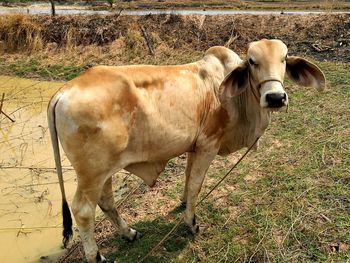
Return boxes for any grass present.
[0,42,203,81]
[57,61,349,262]
[0,50,201,81]
[0,57,84,81]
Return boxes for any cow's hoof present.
[100,258,113,263]
[123,228,143,242]
[184,214,200,234]
[132,230,143,241]
[189,224,200,234]
[188,224,207,235]
[96,252,110,263]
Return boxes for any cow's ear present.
[219,62,249,102]
[286,56,326,91]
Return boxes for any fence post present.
[50,0,56,16]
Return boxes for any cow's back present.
[54,64,206,170]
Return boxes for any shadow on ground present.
[106,212,192,262]
[64,204,191,263]
[66,221,191,263]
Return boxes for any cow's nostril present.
[265,93,287,108]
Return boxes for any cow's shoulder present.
[203,106,229,140]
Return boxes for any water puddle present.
[0,76,75,262]
[0,75,137,262]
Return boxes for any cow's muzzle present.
[259,79,288,109]
[265,92,287,108]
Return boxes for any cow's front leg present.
[183,148,217,234]
[181,152,194,205]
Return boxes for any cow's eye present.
[248,58,257,66]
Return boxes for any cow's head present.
[219,39,326,110]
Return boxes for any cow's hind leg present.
[72,182,106,263]
[98,177,142,241]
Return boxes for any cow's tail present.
[47,92,73,248]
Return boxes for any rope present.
[0,226,62,232]
[137,136,260,263]
[196,137,259,208]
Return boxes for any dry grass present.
[95,0,350,11]
[0,14,43,52]
[0,14,349,61]
[0,14,349,83]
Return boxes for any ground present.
[0,12,349,263]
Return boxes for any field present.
[0,12,349,263]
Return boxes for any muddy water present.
[0,75,141,262]
[0,76,76,263]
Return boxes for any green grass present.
[0,49,203,82]
[58,61,349,262]
[0,57,85,81]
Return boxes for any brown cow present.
[48,39,325,262]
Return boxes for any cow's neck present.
[218,81,271,155]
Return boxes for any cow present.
[48,39,325,262]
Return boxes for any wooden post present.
[0,93,4,115]
[140,26,155,56]
[0,93,15,123]
[50,0,56,16]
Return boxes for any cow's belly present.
[124,161,168,187]
[122,126,196,163]
[121,127,195,186]
[118,101,199,163]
